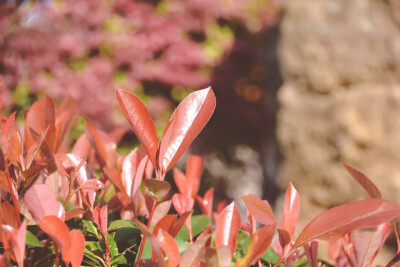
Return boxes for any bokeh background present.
[2,0,400,262]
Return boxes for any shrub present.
[0,87,400,266]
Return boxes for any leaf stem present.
[135,200,157,267]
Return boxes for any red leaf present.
[65,208,85,221]
[196,187,214,217]
[304,240,318,267]
[352,230,381,267]
[215,201,241,254]
[25,96,56,152]
[157,230,181,267]
[180,235,210,267]
[294,199,400,248]
[158,87,216,172]
[79,179,104,191]
[1,201,19,229]
[281,182,300,238]
[115,89,158,168]
[172,193,194,215]
[39,216,71,253]
[1,221,26,266]
[173,169,188,197]
[241,194,277,226]
[121,149,140,197]
[63,230,85,267]
[343,163,382,199]
[199,246,231,267]
[91,205,108,237]
[235,224,275,267]
[24,184,65,223]
[185,155,203,198]
[84,119,116,168]
[153,215,177,237]
[135,219,166,267]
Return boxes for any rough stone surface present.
[277,0,400,262]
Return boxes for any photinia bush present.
[0,87,400,266]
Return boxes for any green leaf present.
[84,220,100,238]
[108,233,119,258]
[235,231,250,258]
[176,215,210,241]
[26,230,43,247]
[108,220,139,231]
[84,246,106,266]
[262,247,280,265]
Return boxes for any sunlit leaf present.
[241,194,277,226]
[157,230,180,267]
[200,246,231,267]
[63,230,85,267]
[24,184,65,223]
[39,216,71,253]
[281,182,300,239]
[343,164,382,199]
[180,235,210,267]
[158,87,216,172]
[294,199,400,248]
[115,88,158,168]
[215,201,241,254]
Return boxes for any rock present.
[277,0,400,263]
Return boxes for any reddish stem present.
[135,201,157,267]
[54,244,60,267]
[5,163,21,227]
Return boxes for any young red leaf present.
[241,194,277,226]
[24,184,65,223]
[144,179,171,202]
[63,230,85,267]
[343,163,382,199]
[199,246,231,267]
[304,240,318,267]
[180,235,210,267]
[1,221,26,266]
[352,230,381,267]
[215,201,241,254]
[1,201,19,229]
[281,182,300,238]
[196,187,214,217]
[235,224,275,267]
[132,155,149,199]
[157,230,181,267]
[158,87,216,172]
[153,215,177,237]
[65,208,85,221]
[173,168,188,197]
[39,216,71,253]
[294,199,400,248]
[172,193,194,215]
[91,205,108,237]
[84,119,116,168]
[185,155,203,198]
[121,148,140,197]
[151,200,172,226]
[115,88,158,167]
[79,179,104,191]
[135,219,166,267]
[25,96,56,152]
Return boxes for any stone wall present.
[278,0,400,231]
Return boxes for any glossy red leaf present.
[132,155,149,199]
[235,224,275,267]
[241,194,277,226]
[63,230,85,267]
[196,188,214,217]
[215,201,241,254]
[39,216,71,253]
[172,193,194,215]
[343,163,382,199]
[71,133,92,159]
[170,211,192,237]
[55,96,77,147]
[151,200,172,226]
[157,230,181,267]
[121,149,140,197]
[199,246,231,267]
[91,205,108,237]
[186,155,203,198]
[158,87,216,172]
[6,127,23,163]
[294,199,400,248]
[115,88,158,167]
[65,208,85,221]
[180,235,210,267]
[153,215,177,237]
[281,182,300,238]
[1,221,26,266]
[24,184,65,223]
[25,96,56,152]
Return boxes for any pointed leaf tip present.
[159,87,216,172]
[115,88,158,167]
